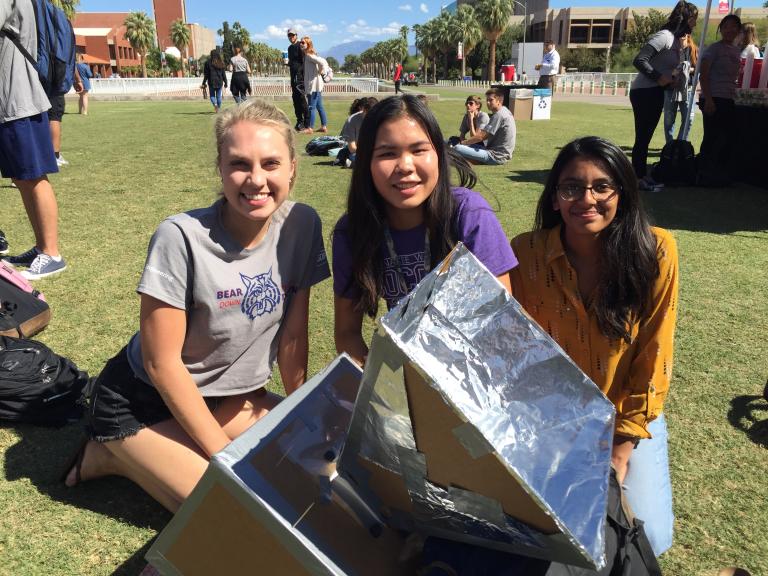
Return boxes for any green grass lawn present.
[1,94,766,575]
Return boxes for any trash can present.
[532,88,552,120]
[500,64,516,82]
[508,88,533,120]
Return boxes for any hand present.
[703,98,716,115]
[611,438,635,485]
[657,73,674,87]
[535,64,542,70]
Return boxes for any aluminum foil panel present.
[339,244,615,569]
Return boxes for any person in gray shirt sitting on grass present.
[452,87,516,165]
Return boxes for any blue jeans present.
[663,90,692,143]
[209,87,222,109]
[623,413,674,556]
[308,91,327,129]
[452,143,504,165]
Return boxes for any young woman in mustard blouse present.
[510,136,679,556]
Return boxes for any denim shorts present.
[88,346,223,442]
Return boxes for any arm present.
[461,128,488,146]
[277,288,310,395]
[140,295,231,458]
[633,38,674,86]
[611,438,635,484]
[73,63,83,93]
[615,232,679,441]
[699,56,715,114]
[348,140,358,154]
[334,296,368,367]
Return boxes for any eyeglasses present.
[556,181,620,201]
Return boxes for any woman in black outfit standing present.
[201,49,227,113]
[629,1,698,191]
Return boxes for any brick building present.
[72,12,141,78]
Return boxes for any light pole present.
[512,0,527,81]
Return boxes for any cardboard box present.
[146,356,417,575]
[339,244,615,569]
[509,94,533,120]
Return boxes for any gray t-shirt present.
[631,30,681,91]
[0,0,51,123]
[126,199,330,396]
[341,111,364,142]
[459,111,490,138]
[484,106,516,163]
[230,54,249,73]
[701,41,741,100]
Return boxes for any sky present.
[76,0,765,52]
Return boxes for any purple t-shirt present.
[333,187,517,309]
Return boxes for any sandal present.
[60,437,89,487]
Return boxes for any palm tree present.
[170,18,190,77]
[452,4,483,79]
[124,11,155,78]
[475,0,514,82]
[431,11,455,80]
[51,0,79,20]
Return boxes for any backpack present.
[0,262,51,339]
[305,135,346,156]
[652,139,696,187]
[0,335,90,427]
[0,0,76,97]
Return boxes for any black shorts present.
[88,347,223,442]
[48,95,65,121]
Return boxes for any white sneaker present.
[56,155,69,166]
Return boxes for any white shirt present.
[539,48,560,76]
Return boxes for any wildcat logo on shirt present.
[239,268,281,319]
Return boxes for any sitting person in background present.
[336,96,378,168]
[452,87,516,165]
[448,95,490,147]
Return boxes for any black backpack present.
[652,139,696,187]
[305,135,346,156]
[0,336,90,427]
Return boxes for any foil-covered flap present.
[339,244,615,569]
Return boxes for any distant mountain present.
[324,41,417,65]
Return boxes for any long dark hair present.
[339,94,476,317]
[209,49,225,69]
[662,1,699,37]
[535,136,659,343]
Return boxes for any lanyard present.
[383,226,430,296]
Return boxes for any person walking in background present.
[663,33,697,143]
[629,0,698,191]
[286,28,309,131]
[740,22,761,59]
[299,36,329,135]
[1,0,67,279]
[201,49,227,113]
[76,54,93,115]
[535,40,560,90]
[393,61,404,94]
[698,13,742,186]
[229,44,251,104]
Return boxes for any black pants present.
[395,80,402,93]
[699,97,735,171]
[629,85,665,179]
[290,74,309,128]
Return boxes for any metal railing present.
[437,72,639,94]
[86,75,380,97]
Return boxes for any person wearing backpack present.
[0,0,68,280]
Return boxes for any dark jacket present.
[288,42,304,82]
[203,60,227,91]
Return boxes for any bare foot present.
[63,440,113,487]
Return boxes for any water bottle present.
[283,51,289,65]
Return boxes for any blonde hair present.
[741,22,760,49]
[465,95,482,108]
[214,98,296,178]
[300,36,316,55]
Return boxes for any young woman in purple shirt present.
[332,95,518,365]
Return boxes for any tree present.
[452,4,483,79]
[474,0,514,82]
[622,9,669,48]
[170,18,190,76]
[343,54,361,74]
[124,11,155,78]
[217,21,234,62]
[51,0,79,20]
[326,56,340,71]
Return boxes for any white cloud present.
[420,3,429,13]
[398,4,413,10]
[345,19,403,37]
[263,19,328,39]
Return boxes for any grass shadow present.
[642,183,768,234]
[173,111,216,115]
[727,394,768,448]
[506,169,551,186]
[111,539,155,575]
[2,422,170,530]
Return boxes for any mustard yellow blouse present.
[510,225,679,439]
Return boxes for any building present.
[72,12,141,78]
[152,0,185,53]
[188,23,217,60]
